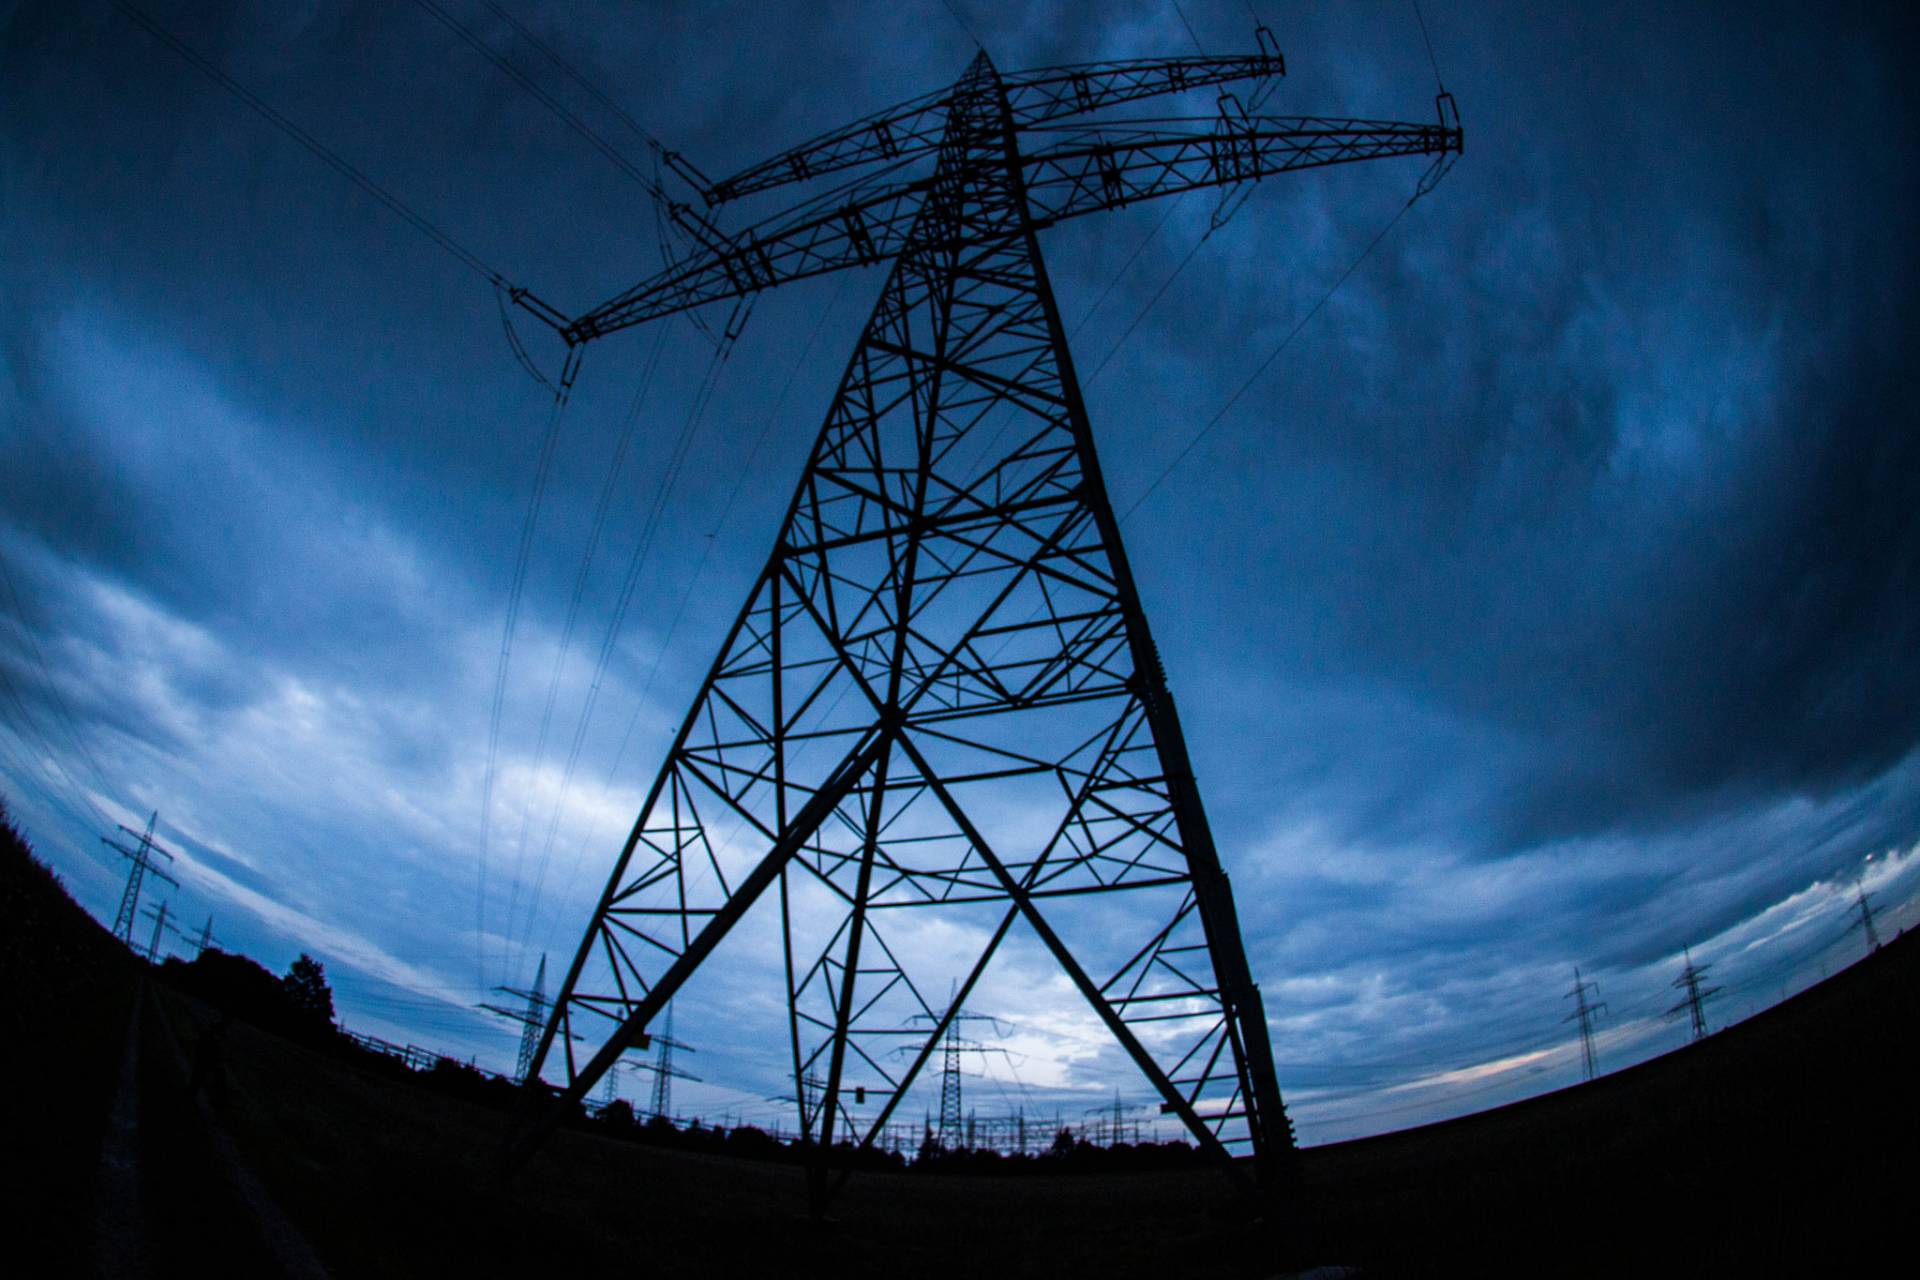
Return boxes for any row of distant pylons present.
[102,810,218,964]
[480,954,699,1116]
[94,803,1889,1115]
[1564,880,1885,1081]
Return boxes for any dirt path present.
[87,981,329,1278]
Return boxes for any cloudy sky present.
[3,0,1917,1146]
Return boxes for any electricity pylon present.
[141,899,178,964]
[103,812,179,949]
[185,914,219,957]
[910,1001,1004,1152]
[1665,946,1721,1043]
[480,953,552,1084]
[1564,966,1606,1081]
[508,36,1462,1202]
[1848,881,1883,955]
[937,1022,963,1150]
[645,1003,700,1120]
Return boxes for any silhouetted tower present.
[103,812,179,948]
[1564,966,1606,1081]
[599,1060,623,1107]
[914,998,1002,1151]
[1085,1089,1134,1146]
[1848,882,1883,955]
[185,914,219,958]
[516,955,547,1083]
[936,1018,964,1150]
[1665,946,1721,1043]
[510,34,1462,1204]
[649,1002,698,1119]
[141,899,177,963]
[479,953,555,1085]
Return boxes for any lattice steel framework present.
[104,811,178,948]
[510,42,1461,1199]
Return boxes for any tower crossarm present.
[699,43,1286,206]
[102,836,183,888]
[1018,112,1459,226]
[539,106,1461,346]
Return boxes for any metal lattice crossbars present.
[509,43,1461,1206]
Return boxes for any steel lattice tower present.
[507,40,1461,1198]
[480,953,552,1085]
[516,954,547,1084]
[1849,882,1883,954]
[935,1018,964,1151]
[1564,966,1606,1081]
[1666,946,1721,1043]
[104,812,179,949]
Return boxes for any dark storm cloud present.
[1100,0,1920,864]
[2,0,1916,1137]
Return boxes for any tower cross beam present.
[536,111,1460,344]
[103,811,181,948]
[511,40,1457,1208]
[704,45,1287,204]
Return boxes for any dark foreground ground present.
[5,824,1914,1278]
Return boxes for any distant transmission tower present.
[646,1003,700,1119]
[1848,881,1883,955]
[141,899,177,963]
[185,914,219,958]
[936,1019,963,1150]
[515,955,547,1083]
[1085,1089,1136,1146]
[480,954,553,1085]
[912,998,1002,1151]
[102,812,179,948]
[1665,947,1721,1043]
[600,1060,623,1108]
[1564,966,1607,1081]
[509,35,1462,1204]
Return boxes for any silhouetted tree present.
[283,952,335,1028]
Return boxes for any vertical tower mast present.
[1564,966,1606,1081]
[509,44,1461,1201]
[104,812,179,948]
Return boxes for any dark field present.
[6,823,1913,1278]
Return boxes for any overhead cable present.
[109,0,508,289]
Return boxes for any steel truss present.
[511,45,1461,1202]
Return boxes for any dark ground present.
[4,818,1913,1278]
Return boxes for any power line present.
[1168,1,1206,55]
[404,0,661,199]
[0,667,116,837]
[530,276,856,964]
[483,3,671,156]
[1121,193,1416,521]
[108,0,508,289]
[1116,8,1462,521]
[934,0,985,52]
[1411,0,1447,93]
[505,325,745,962]
[0,557,118,809]
[1070,199,1183,341]
[1083,227,1215,388]
[478,388,572,987]
[502,329,669,955]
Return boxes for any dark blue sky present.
[3,0,1916,1141]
